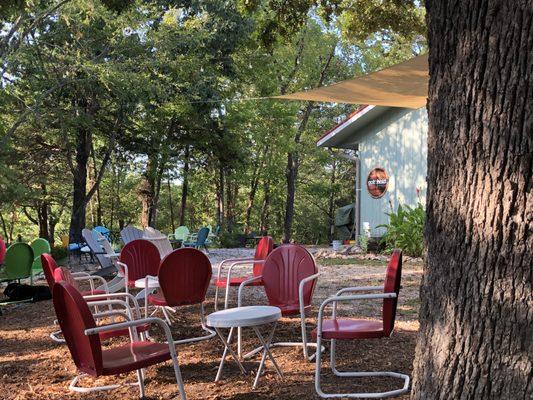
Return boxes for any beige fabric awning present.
[275,54,428,109]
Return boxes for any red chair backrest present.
[53,266,80,291]
[41,253,58,289]
[158,248,212,306]
[261,244,318,310]
[382,249,403,336]
[253,236,273,277]
[52,282,103,376]
[0,237,6,264]
[119,239,160,285]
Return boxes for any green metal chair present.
[0,242,34,283]
[168,226,190,244]
[30,238,51,279]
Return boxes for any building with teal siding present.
[318,105,427,238]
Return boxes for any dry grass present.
[0,249,423,399]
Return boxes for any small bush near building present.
[378,203,425,257]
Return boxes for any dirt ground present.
[0,248,423,400]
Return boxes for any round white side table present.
[207,306,283,389]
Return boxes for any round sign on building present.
[366,168,389,199]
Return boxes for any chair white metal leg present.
[315,336,410,398]
[241,312,324,361]
[215,327,248,382]
[214,286,220,311]
[251,323,283,389]
[136,369,145,398]
[171,303,216,345]
[69,373,139,394]
[161,307,173,325]
[50,329,65,343]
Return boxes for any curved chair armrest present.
[237,276,263,307]
[74,274,109,293]
[71,271,91,278]
[92,310,131,322]
[85,317,178,355]
[298,272,321,307]
[224,259,259,281]
[86,299,134,316]
[318,292,397,322]
[335,285,385,296]
[116,261,128,280]
[216,258,255,279]
[84,292,142,319]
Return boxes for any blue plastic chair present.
[93,226,112,243]
[182,227,210,253]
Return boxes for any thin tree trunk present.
[0,211,8,241]
[260,179,271,235]
[412,1,533,399]
[179,145,190,226]
[282,46,335,243]
[138,156,157,228]
[168,177,175,232]
[91,143,102,226]
[245,146,266,233]
[216,164,225,229]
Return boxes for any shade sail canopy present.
[275,54,428,109]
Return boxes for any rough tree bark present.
[412,1,533,399]
[68,125,91,243]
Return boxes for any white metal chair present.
[143,227,173,258]
[312,249,409,398]
[120,225,143,245]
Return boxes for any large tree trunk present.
[68,126,91,243]
[412,1,533,399]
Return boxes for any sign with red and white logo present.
[366,168,389,199]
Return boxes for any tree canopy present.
[0,0,426,245]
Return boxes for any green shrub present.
[378,203,425,257]
[51,245,68,261]
[218,232,243,248]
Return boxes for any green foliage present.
[359,234,368,253]
[378,203,425,257]
[0,0,427,247]
[218,231,243,249]
[51,245,68,261]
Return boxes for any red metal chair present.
[0,236,6,264]
[117,239,160,296]
[147,248,216,343]
[312,249,409,398]
[237,244,321,360]
[42,253,99,342]
[52,281,187,399]
[53,266,150,340]
[214,236,273,310]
